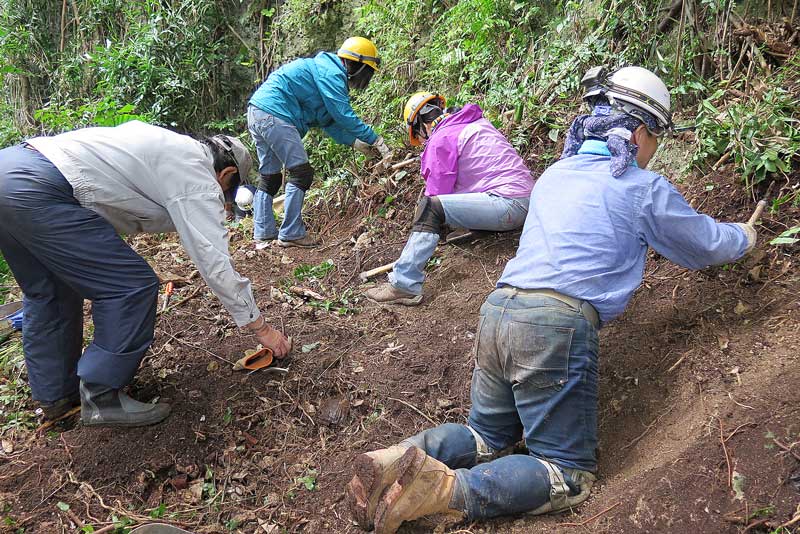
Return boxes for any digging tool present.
[747,200,768,226]
[0,301,23,342]
[232,337,293,372]
[233,346,276,371]
[358,231,478,282]
[161,281,174,313]
[360,262,396,282]
[273,193,286,213]
[0,301,23,319]
[746,181,775,226]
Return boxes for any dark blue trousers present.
[0,145,158,402]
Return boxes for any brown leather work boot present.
[347,444,410,530]
[363,283,423,306]
[40,393,80,420]
[374,447,463,534]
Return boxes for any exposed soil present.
[0,146,798,534]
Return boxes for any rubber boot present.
[374,447,463,534]
[80,381,171,427]
[347,444,410,530]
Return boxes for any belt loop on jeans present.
[504,287,600,330]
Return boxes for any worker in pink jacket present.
[365,92,533,305]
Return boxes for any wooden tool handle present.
[359,262,396,282]
[747,200,767,226]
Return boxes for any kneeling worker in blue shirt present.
[247,37,390,248]
[344,66,757,533]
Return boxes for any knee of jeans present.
[402,423,473,457]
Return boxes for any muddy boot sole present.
[374,447,427,534]
[347,454,382,529]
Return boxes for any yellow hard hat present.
[403,92,446,146]
[337,37,381,71]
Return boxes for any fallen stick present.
[358,231,476,282]
[35,406,81,434]
[667,351,689,373]
[388,396,438,426]
[65,509,84,529]
[720,418,733,488]
[288,285,325,301]
[777,508,800,530]
[391,157,418,170]
[773,438,800,462]
[557,502,621,527]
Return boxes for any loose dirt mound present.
[0,154,798,533]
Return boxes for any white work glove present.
[235,187,254,212]
[734,223,757,254]
[372,136,391,159]
[353,138,373,156]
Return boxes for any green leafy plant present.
[0,337,34,432]
[148,503,167,519]
[293,260,335,282]
[769,227,800,246]
[307,288,359,315]
[295,468,318,491]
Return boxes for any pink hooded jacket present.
[420,104,533,198]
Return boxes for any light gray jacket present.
[28,121,260,327]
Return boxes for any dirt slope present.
[0,157,798,533]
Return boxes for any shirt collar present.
[576,140,639,168]
[577,139,611,156]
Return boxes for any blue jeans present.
[0,146,159,401]
[247,105,309,241]
[389,193,529,294]
[402,287,599,519]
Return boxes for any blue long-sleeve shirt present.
[498,141,750,324]
[249,52,377,146]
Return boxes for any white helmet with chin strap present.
[582,66,673,136]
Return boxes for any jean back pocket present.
[508,321,572,389]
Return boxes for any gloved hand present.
[235,186,254,212]
[735,222,757,253]
[353,138,373,156]
[372,136,391,160]
[247,317,291,358]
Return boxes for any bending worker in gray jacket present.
[0,121,291,427]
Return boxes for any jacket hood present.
[314,51,346,75]
[436,103,483,130]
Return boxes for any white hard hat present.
[605,67,672,133]
[235,186,254,211]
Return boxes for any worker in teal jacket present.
[248,37,390,248]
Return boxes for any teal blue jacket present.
[249,52,377,146]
